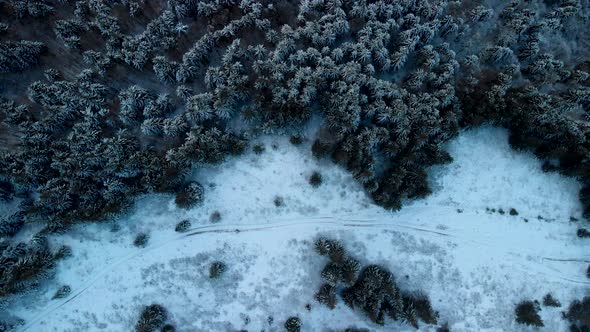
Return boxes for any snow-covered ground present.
[6,126,589,331]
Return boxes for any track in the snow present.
[19,209,590,331]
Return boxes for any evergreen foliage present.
[315,283,337,309]
[135,304,168,332]
[515,300,544,327]
[175,182,205,209]
[577,228,590,238]
[253,143,265,154]
[542,293,561,307]
[133,233,149,248]
[309,171,323,188]
[313,238,438,328]
[0,40,45,73]
[52,285,71,299]
[0,0,588,304]
[0,239,60,297]
[160,324,176,332]
[284,316,301,332]
[564,296,590,331]
[209,211,222,223]
[175,219,191,233]
[209,261,226,279]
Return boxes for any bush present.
[161,324,176,332]
[209,261,226,279]
[284,317,301,332]
[290,135,303,145]
[134,233,149,248]
[273,196,284,207]
[509,208,518,216]
[0,180,13,201]
[542,293,561,307]
[52,285,71,299]
[515,300,543,327]
[309,171,323,188]
[253,144,265,154]
[577,228,590,238]
[209,211,221,223]
[437,323,450,332]
[564,297,590,331]
[175,182,204,209]
[175,220,191,233]
[135,304,168,332]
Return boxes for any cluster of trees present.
[313,238,439,329]
[0,0,588,323]
[564,296,589,332]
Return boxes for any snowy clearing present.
[5,126,589,332]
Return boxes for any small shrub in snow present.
[436,323,450,332]
[252,143,265,154]
[209,211,221,223]
[175,220,191,233]
[52,285,71,299]
[542,293,561,307]
[175,182,204,209]
[577,228,590,238]
[135,304,167,332]
[309,171,323,188]
[509,208,519,216]
[134,233,149,248]
[161,324,176,332]
[273,196,284,207]
[587,265,590,279]
[515,300,543,327]
[290,135,303,145]
[498,208,505,215]
[209,261,226,279]
[284,317,301,332]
